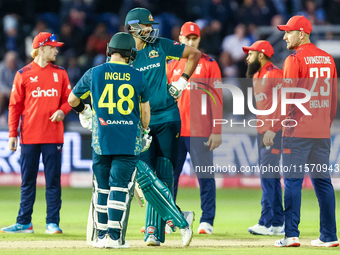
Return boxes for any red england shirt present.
[9,61,72,144]
[252,62,283,134]
[271,43,337,138]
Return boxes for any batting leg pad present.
[144,157,174,242]
[145,203,166,243]
[156,157,174,196]
[107,169,136,245]
[136,160,188,229]
[87,177,109,244]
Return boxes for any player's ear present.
[258,52,264,60]
[299,31,305,40]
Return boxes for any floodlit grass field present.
[0,186,339,254]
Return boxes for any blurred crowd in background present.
[0,0,340,124]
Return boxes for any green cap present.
[107,32,136,50]
[125,8,159,26]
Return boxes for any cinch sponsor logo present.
[283,78,293,84]
[254,92,267,102]
[32,87,58,97]
[99,118,133,125]
[136,63,160,72]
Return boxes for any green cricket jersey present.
[132,37,185,125]
[72,61,150,155]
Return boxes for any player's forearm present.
[59,100,72,115]
[68,92,81,107]
[140,101,150,129]
[181,46,201,78]
[8,107,22,137]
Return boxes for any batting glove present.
[79,104,92,131]
[141,127,152,152]
[167,77,188,99]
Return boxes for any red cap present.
[242,40,274,58]
[32,32,64,49]
[277,15,312,34]
[180,22,200,37]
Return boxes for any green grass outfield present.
[0,186,339,254]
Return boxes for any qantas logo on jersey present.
[99,117,133,126]
[99,118,108,125]
[32,87,58,97]
[136,63,160,72]
[30,76,38,82]
[304,56,331,65]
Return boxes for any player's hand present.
[205,134,222,151]
[8,137,18,152]
[263,130,276,146]
[167,77,188,99]
[79,104,92,131]
[141,127,152,152]
[50,109,65,122]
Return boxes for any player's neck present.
[110,55,126,63]
[134,37,145,51]
[297,39,311,48]
[258,60,269,72]
[33,56,49,68]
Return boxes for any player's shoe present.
[141,226,145,233]
[92,235,106,248]
[166,220,177,234]
[146,235,160,246]
[165,224,172,234]
[197,222,213,234]
[105,234,130,249]
[272,225,285,235]
[311,238,339,247]
[248,224,273,235]
[45,223,62,234]
[180,211,195,246]
[1,223,34,233]
[275,237,300,247]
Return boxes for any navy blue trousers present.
[17,143,62,225]
[257,131,284,227]
[282,137,337,242]
[174,136,216,225]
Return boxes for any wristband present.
[72,100,85,113]
[142,127,150,134]
[181,73,190,80]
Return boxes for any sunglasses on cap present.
[39,34,57,47]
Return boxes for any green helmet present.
[106,32,136,64]
[124,8,159,43]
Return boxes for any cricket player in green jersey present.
[68,32,151,249]
[124,7,201,246]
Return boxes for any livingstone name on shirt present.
[304,56,332,65]
[105,72,130,81]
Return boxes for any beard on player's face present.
[246,54,261,78]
